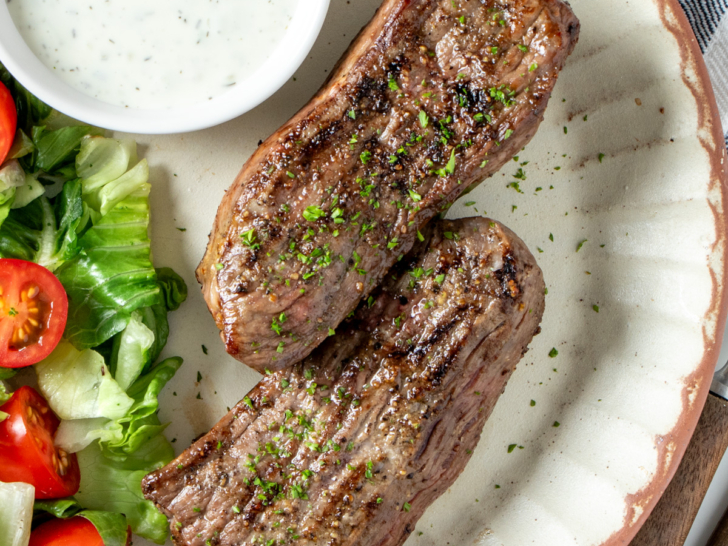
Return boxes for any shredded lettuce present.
[0,481,34,546]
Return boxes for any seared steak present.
[146,217,545,546]
[196,0,577,372]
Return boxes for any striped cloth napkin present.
[680,0,728,141]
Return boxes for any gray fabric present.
[680,0,728,133]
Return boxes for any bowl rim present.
[0,0,330,134]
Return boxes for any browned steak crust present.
[196,0,577,372]
[147,217,545,546]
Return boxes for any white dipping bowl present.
[0,0,329,134]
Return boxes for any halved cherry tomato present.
[0,386,80,498]
[0,81,16,164]
[0,259,68,368]
[29,517,106,546]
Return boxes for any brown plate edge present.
[599,0,728,544]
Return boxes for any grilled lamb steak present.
[146,217,545,546]
[196,0,577,372]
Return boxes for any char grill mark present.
[196,0,579,372]
[145,217,546,546]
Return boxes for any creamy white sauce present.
[8,0,298,109]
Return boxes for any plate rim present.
[604,0,728,543]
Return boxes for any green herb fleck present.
[303,205,325,222]
[548,348,558,358]
[418,110,429,128]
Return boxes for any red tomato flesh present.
[0,81,16,164]
[29,517,104,546]
[0,386,80,498]
[0,259,68,368]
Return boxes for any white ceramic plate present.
[122,0,728,544]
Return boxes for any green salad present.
[0,63,186,545]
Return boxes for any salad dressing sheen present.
[8,0,298,109]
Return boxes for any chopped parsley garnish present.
[576,239,587,252]
[529,62,538,72]
[243,396,254,409]
[419,110,429,128]
[286,171,296,178]
[553,421,561,427]
[241,229,260,250]
[517,44,529,52]
[548,348,558,358]
[408,189,422,202]
[434,149,457,177]
[348,109,356,120]
[417,231,424,242]
[303,205,325,222]
[593,304,600,313]
[360,150,372,164]
[507,444,517,453]
[403,502,411,512]
[435,274,445,284]
[489,85,515,107]
[598,153,605,163]
[388,77,400,91]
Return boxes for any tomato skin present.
[0,259,68,368]
[0,81,16,165]
[29,517,105,546]
[0,386,80,498]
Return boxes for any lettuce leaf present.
[36,341,134,421]
[0,369,16,421]
[0,481,34,546]
[111,310,155,392]
[34,499,129,546]
[76,441,171,544]
[0,179,88,269]
[57,186,161,349]
[30,125,104,175]
[0,62,52,133]
[76,136,148,217]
